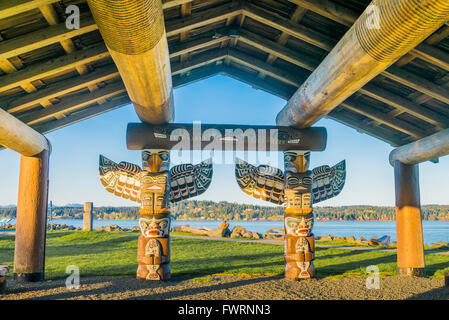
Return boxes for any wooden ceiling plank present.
[0,0,59,20]
[0,44,109,93]
[165,1,242,37]
[162,0,193,10]
[341,99,430,139]
[172,48,227,75]
[265,6,307,64]
[288,0,358,27]
[327,111,404,147]
[227,49,304,87]
[19,81,126,125]
[33,95,131,134]
[4,64,119,114]
[0,16,97,61]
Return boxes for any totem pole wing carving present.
[311,160,346,204]
[99,155,143,203]
[170,158,213,203]
[235,158,285,205]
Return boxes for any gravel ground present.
[1,275,448,300]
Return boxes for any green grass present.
[1,231,448,279]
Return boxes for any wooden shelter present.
[1,0,449,280]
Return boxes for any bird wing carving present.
[99,155,142,203]
[170,158,213,203]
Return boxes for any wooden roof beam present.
[389,128,449,165]
[33,95,131,134]
[171,48,228,75]
[0,107,50,156]
[18,81,126,125]
[287,0,359,27]
[341,99,430,139]
[0,44,109,94]
[3,64,119,114]
[0,16,97,62]
[173,65,223,88]
[276,0,449,128]
[0,0,59,20]
[165,1,242,37]
[328,111,404,147]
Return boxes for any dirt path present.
[1,275,448,300]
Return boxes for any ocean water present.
[3,219,448,244]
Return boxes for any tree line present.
[1,201,449,221]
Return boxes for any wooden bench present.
[0,265,9,294]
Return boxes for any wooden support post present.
[14,150,49,282]
[394,160,425,277]
[283,151,315,280]
[445,271,449,287]
[83,202,93,231]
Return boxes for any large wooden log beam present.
[0,107,50,156]
[87,0,174,124]
[276,0,449,128]
[394,161,425,277]
[237,28,449,129]
[389,128,449,165]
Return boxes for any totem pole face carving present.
[285,216,314,237]
[139,217,170,238]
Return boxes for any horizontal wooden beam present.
[33,95,131,134]
[0,16,98,61]
[173,64,222,88]
[169,32,230,58]
[165,1,242,37]
[341,98,430,139]
[242,2,334,51]
[389,128,449,165]
[222,66,296,100]
[162,0,193,10]
[360,83,449,129]
[384,66,449,105]
[0,107,50,156]
[0,44,109,94]
[172,48,227,75]
[4,64,119,114]
[0,0,58,20]
[18,81,126,125]
[327,111,403,147]
[227,49,306,87]
[288,0,359,27]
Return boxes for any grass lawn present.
[1,231,448,279]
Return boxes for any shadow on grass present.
[425,260,449,277]
[316,253,397,277]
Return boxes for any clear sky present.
[1,75,448,207]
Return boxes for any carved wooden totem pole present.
[236,153,345,279]
[99,150,213,280]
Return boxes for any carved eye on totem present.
[157,176,167,184]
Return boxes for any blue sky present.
[1,75,448,207]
